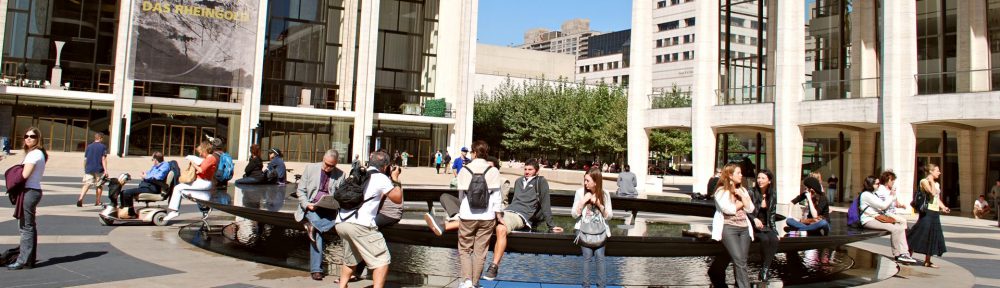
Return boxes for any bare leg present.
[371,265,389,288]
[339,265,355,288]
[493,224,508,265]
[78,184,91,202]
[445,220,461,232]
[95,187,104,204]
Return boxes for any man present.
[78,133,108,207]
[118,151,171,219]
[452,141,501,288]
[974,195,991,219]
[434,150,443,174]
[485,159,562,280]
[827,174,839,203]
[699,168,722,200]
[336,151,402,288]
[443,151,453,174]
[401,151,409,167]
[452,147,469,177]
[991,180,1000,215]
[265,148,287,184]
[617,165,638,198]
[785,177,832,236]
[295,149,346,281]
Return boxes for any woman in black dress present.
[751,169,778,280]
[907,163,950,268]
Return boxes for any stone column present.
[627,0,653,192]
[338,0,361,112]
[237,0,269,161]
[957,129,975,213]
[110,1,136,157]
[969,129,990,211]
[0,3,7,68]
[854,129,878,194]
[956,0,990,92]
[771,0,806,203]
[881,0,919,208]
[688,0,720,195]
[351,0,382,161]
[436,0,478,151]
[850,0,879,98]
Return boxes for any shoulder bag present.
[574,204,608,248]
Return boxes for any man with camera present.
[335,151,402,288]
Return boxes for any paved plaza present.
[0,152,997,287]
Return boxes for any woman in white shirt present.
[708,163,754,288]
[860,174,917,264]
[572,168,612,288]
[9,127,48,270]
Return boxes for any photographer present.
[335,151,402,288]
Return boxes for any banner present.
[130,0,258,88]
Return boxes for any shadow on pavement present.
[38,251,108,267]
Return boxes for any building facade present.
[631,0,1000,215]
[517,18,601,58]
[0,0,479,166]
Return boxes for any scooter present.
[98,161,180,226]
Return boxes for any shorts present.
[500,211,527,235]
[83,173,104,186]
[336,222,390,268]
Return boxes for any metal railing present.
[715,85,774,105]
[802,77,881,101]
[915,69,1000,95]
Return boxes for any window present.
[673,37,680,45]
[657,1,667,8]
[613,76,619,83]
[738,35,746,44]
[656,55,663,63]
[750,37,758,46]
[671,0,681,5]
[750,21,759,29]
[683,34,692,43]
[656,39,663,47]
[657,21,680,31]
[685,17,696,27]
[672,52,679,61]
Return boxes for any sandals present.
[924,262,939,268]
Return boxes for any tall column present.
[771,0,806,203]
[957,0,990,92]
[351,0,382,161]
[850,0,879,98]
[688,0,720,195]
[881,0,918,207]
[110,1,136,157]
[969,129,990,211]
[627,0,653,192]
[957,129,975,213]
[237,0,269,161]
[339,0,361,111]
[854,129,878,195]
[0,3,8,68]
[438,0,478,151]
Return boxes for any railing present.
[715,85,774,105]
[802,77,880,101]
[915,69,1000,95]
[375,96,454,118]
[0,75,93,92]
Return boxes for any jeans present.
[720,225,751,288]
[120,181,160,209]
[754,230,779,271]
[581,245,607,287]
[305,209,337,273]
[786,218,831,235]
[17,189,42,265]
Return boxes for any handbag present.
[178,162,197,184]
[875,214,897,224]
[574,204,608,248]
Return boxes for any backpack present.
[847,191,870,229]
[574,204,608,248]
[911,187,928,214]
[335,166,377,220]
[215,152,235,183]
[463,166,494,210]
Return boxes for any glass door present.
[148,124,167,155]
[418,139,431,167]
[169,126,197,156]
[71,119,90,152]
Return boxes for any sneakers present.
[483,262,499,280]
[457,279,474,288]
[895,254,918,264]
[425,213,444,236]
[162,211,180,222]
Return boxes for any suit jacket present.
[294,163,345,222]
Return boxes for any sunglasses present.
[24,134,38,139]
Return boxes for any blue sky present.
[477,0,633,46]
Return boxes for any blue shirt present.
[268,156,287,182]
[145,162,171,181]
[452,156,465,171]
[84,142,107,174]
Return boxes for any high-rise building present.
[517,19,602,58]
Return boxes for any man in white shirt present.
[334,151,402,288]
[454,141,502,288]
[974,195,991,219]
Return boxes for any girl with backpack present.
[750,169,778,281]
[708,163,754,288]
[7,127,48,270]
[572,168,612,288]
[907,164,950,268]
[163,141,218,223]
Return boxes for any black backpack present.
[464,166,494,210]
[335,166,377,220]
[911,188,928,214]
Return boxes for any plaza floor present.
[0,152,997,287]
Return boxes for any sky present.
[477,0,633,47]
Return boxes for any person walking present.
[616,165,638,198]
[708,163,754,288]
[454,141,501,288]
[859,175,918,264]
[750,169,778,281]
[907,164,950,268]
[434,150,443,174]
[401,151,409,167]
[77,132,108,207]
[8,127,48,270]
[163,141,218,223]
[294,149,346,281]
[573,168,613,288]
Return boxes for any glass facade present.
[718,0,769,105]
[915,130,960,208]
[3,0,119,92]
[916,0,958,94]
[262,0,347,110]
[988,131,1000,196]
[3,98,111,152]
[588,29,630,58]
[715,132,767,179]
[259,116,352,163]
[802,132,852,202]
[372,121,448,167]
[128,107,232,157]
[373,0,440,115]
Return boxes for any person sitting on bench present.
[784,177,831,236]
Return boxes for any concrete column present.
[339,0,361,112]
[688,0,720,195]
[765,131,775,171]
[437,0,478,151]
[351,0,382,161]
[771,0,806,203]
[627,0,653,192]
[109,1,136,157]
[956,0,991,92]
[237,0,269,161]
[881,0,919,208]
[970,129,990,211]
[850,0,879,98]
[0,3,7,68]
[854,129,878,194]
[957,129,975,213]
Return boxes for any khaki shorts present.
[336,222,390,268]
[83,173,103,186]
[500,211,527,235]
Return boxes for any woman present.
[572,168,612,288]
[750,169,777,281]
[8,127,48,270]
[234,144,266,184]
[163,141,218,223]
[907,164,950,268]
[709,163,754,288]
[861,174,918,264]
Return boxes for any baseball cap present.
[269,148,282,157]
[460,147,469,152]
